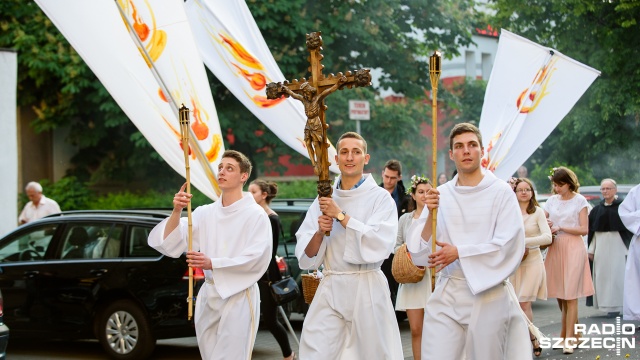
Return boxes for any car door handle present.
[24,270,39,278]
[90,269,108,277]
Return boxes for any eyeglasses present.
[516,189,532,193]
[600,187,615,191]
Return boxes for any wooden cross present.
[266,31,372,200]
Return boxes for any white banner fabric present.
[0,50,18,236]
[479,30,600,180]
[184,0,339,173]
[35,0,223,200]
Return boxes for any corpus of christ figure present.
[279,77,346,176]
[266,31,372,198]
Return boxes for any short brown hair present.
[550,166,580,192]
[384,159,402,176]
[449,122,483,150]
[222,150,252,178]
[337,132,368,154]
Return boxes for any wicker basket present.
[301,272,321,304]
[392,243,426,284]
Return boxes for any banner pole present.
[429,51,441,292]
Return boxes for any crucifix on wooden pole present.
[266,31,372,233]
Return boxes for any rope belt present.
[439,273,465,281]
[324,268,379,276]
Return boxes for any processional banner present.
[35,0,223,200]
[479,30,600,180]
[184,0,339,173]
[0,50,18,236]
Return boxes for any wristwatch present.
[336,210,346,221]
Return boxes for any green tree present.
[490,0,640,185]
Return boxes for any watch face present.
[337,212,345,221]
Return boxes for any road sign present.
[349,100,370,120]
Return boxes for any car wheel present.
[96,299,155,360]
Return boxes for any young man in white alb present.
[148,150,272,360]
[408,123,532,360]
[295,132,403,359]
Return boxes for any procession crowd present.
[146,122,639,360]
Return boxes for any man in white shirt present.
[148,150,272,360]
[295,132,403,359]
[18,181,61,224]
[408,123,531,359]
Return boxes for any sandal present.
[563,339,575,354]
[531,337,542,357]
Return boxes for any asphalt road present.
[6,298,640,359]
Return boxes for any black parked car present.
[0,210,203,360]
[271,199,404,320]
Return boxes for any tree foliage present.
[490,0,640,185]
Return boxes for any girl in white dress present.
[394,175,432,360]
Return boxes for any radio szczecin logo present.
[539,317,635,355]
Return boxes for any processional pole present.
[429,51,441,292]
[178,104,195,320]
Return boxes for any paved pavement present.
[155,297,640,359]
[7,297,639,359]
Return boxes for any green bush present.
[275,180,318,199]
[37,177,92,211]
[21,177,319,213]
[90,188,212,210]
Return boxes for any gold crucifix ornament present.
[266,31,372,203]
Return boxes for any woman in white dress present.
[509,178,552,357]
[544,167,594,354]
[394,175,432,360]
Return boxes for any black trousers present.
[258,281,293,357]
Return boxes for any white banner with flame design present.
[184,0,339,173]
[479,30,600,180]
[35,0,223,200]
[0,50,18,236]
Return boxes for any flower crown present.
[406,174,431,194]
[548,167,558,181]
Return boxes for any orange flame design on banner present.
[190,98,209,140]
[206,134,223,163]
[516,58,557,114]
[130,1,149,41]
[219,33,264,71]
[231,63,266,90]
[119,0,167,66]
[252,95,286,108]
[158,88,168,102]
[481,132,501,170]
